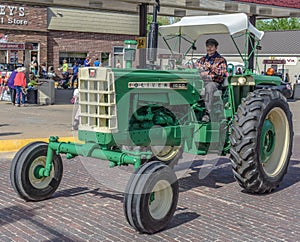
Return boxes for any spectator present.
[84,56,91,67]
[7,68,17,105]
[62,59,69,74]
[285,73,290,83]
[27,72,39,89]
[71,61,79,89]
[40,62,47,79]
[116,59,122,68]
[14,67,27,107]
[94,58,101,67]
[236,67,243,75]
[72,88,80,131]
[30,56,38,76]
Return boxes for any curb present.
[0,136,76,153]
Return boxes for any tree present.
[256,18,300,31]
[147,15,172,29]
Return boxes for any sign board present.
[279,57,297,66]
[263,59,286,65]
[136,37,146,49]
[0,42,25,50]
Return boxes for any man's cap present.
[206,38,219,47]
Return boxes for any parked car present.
[295,73,300,84]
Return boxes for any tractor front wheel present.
[230,89,293,193]
[124,161,178,234]
[10,142,63,201]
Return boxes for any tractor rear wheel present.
[124,161,178,234]
[230,89,293,193]
[10,142,63,201]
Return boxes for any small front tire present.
[10,142,63,201]
[124,161,179,234]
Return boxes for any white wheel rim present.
[149,180,173,220]
[261,107,290,177]
[29,156,54,189]
[151,146,180,162]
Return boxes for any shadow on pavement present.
[274,159,300,192]
[177,157,300,194]
[52,186,123,202]
[166,210,200,232]
[177,158,236,192]
[0,205,75,241]
[0,132,22,137]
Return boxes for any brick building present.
[0,0,299,74]
[0,2,139,73]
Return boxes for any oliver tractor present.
[10,8,293,234]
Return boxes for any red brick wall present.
[0,3,48,67]
[0,3,136,72]
[48,31,135,71]
[233,0,300,9]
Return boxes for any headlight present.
[238,76,247,85]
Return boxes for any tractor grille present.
[78,67,117,133]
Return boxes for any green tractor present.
[10,8,293,234]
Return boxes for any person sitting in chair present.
[197,38,227,122]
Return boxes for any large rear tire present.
[230,89,293,193]
[124,161,178,234]
[10,142,63,201]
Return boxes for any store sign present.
[263,59,286,65]
[266,57,297,66]
[0,5,28,26]
[280,57,298,66]
[0,42,25,50]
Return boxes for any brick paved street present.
[1,154,300,241]
[0,100,300,241]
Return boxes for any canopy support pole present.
[248,15,256,71]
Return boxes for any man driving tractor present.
[197,38,227,122]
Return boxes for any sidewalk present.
[0,100,76,155]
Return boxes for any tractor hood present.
[159,13,264,41]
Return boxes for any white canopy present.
[159,13,264,41]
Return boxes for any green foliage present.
[256,18,300,31]
[147,15,172,26]
[147,16,181,32]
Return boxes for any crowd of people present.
[7,66,32,107]
[0,55,110,108]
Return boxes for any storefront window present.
[101,52,110,67]
[113,46,123,68]
[59,52,87,66]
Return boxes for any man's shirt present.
[197,52,227,83]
